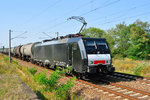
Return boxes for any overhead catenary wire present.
[17,0,120,35]
[34,0,97,31]
[97,11,150,26]
[16,0,96,39]
[11,31,28,40]
[38,0,120,32]
[91,7,136,23]
[23,0,63,24]
[11,0,63,42]
[91,2,150,24]
[44,20,68,31]
[80,0,121,16]
[42,32,52,38]
[12,0,150,45]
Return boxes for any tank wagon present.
[13,45,22,58]
[11,47,14,55]
[20,42,41,61]
[31,34,115,78]
[2,48,14,55]
[4,48,9,54]
[0,48,3,53]
[3,48,6,54]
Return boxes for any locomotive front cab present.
[83,38,115,74]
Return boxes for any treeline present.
[81,19,150,60]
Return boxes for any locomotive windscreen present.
[83,39,110,54]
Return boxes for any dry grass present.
[0,54,57,100]
[0,54,81,100]
[113,58,150,77]
[0,54,33,100]
[0,75,31,100]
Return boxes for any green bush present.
[56,77,76,100]
[47,70,63,89]
[28,67,37,75]
[12,60,18,65]
[33,68,75,100]
[132,63,146,75]
[33,69,47,85]
[4,57,9,62]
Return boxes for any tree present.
[102,29,116,56]
[80,20,150,60]
[81,27,105,38]
[127,20,150,59]
[108,22,130,57]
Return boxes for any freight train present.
[1,34,115,79]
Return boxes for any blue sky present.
[0,0,150,47]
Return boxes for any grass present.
[27,67,37,75]
[0,54,80,100]
[0,54,33,100]
[0,75,31,100]
[113,58,150,77]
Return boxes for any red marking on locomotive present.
[94,60,105,64]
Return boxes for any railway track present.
[12,56,150,100]
[137,78,150,85]
[81,73,150,100]
[96,79,150,100]
[113,72,144,79]
[105,72,150,85]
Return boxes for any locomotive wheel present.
[80,74,86,80]
[101,66,108,74]
[80,73,88,80]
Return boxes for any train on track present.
[0,34,115,79]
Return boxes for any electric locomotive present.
[31,34,115,79]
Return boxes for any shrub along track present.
[12,56,150,100]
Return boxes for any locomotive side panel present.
[72,42,83,73]
[33,46,42,61]
[33,44,54,65]
[43,45,54,65]
[53,43,68,66]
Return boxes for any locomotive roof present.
[82,37,106,40]
[39,37,106,46]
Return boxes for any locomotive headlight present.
[106,60,109,63]
[106,60,110,63]
[88,61,94,65]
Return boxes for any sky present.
[0,0,150,47]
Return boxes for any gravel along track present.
[103,72,150,93]
[137,78,150,85]
[12,57,150,100]
[100,81,150,100]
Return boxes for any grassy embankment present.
[0,54,33,99]
[113,58,150,77]
[0,54,80,100]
